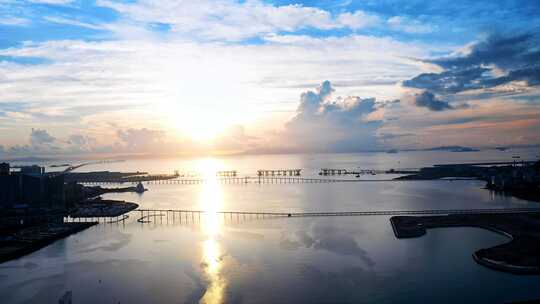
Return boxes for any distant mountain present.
[423,146,480,152]
[0,156,55,163]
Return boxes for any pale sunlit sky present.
[0,0,539,156]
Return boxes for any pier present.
[79,176,400,185]
[216,170,237,177]
[319,168,384,175]
[320,168,348,175]
[257,169,301,176]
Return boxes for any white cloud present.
[27,0,73,4]
[43,16,104,30]
[263,81,386,153]
[0,16,30,26]
[0,34,432,154]
[337,11,380,30]
[96,0,382,41]
[387,16,433,34]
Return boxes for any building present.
[19,165,45,175]
[0,163,66,210]
[0,162,10,175]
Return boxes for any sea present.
[1,148,540,303]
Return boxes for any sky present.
[0,0,539,157]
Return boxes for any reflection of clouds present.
[280,225,375,267]
[296,230,315,247]
[5,259,149,303]
[227,230,265,241]
[298,264,380,298]
[279,238,302,251]
[314,235,375,267]
[77,232,132,254]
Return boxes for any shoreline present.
[0,222,97,263]
[390,213,540,274]
[71,200,139,218]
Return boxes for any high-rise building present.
[20,165,45,175]
[0,162,9,175]
[0,163,66,210]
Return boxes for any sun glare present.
[170,110,228,143]
[197,158,227,304]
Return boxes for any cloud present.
[403,33,540,94]
[116,128,165,150]
[30,128,56,146]
[412,90,467,111]
[96,0,385,41]
[65,134,98,152]
[0,35,426,151]
[43,16,104,30]
[337,11,380,30]
[387,16,433,34]
[27,0,73,4]
[0,16,30,26]
[212,125,258,152]
[279,81,384,152]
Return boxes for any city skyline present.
[1,0,540,157]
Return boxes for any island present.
[390,212,540,274]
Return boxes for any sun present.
[189,122,221,142]
[169,109,226,143]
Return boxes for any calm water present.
[2,151,540,303]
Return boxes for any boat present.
[135,182,146,193]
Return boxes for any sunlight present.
[200,239,226,304]
[174,110,228,143]
[197,158,227,304]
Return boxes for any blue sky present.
[0,0,539,156]
[2,0,538,47]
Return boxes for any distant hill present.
[422,146,480,152]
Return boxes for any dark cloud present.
[404,33,540,94]
[8,145,32,155]
[413,91,456,111]
[282,81,383,152]
[30,128,56,146]
[404,67,488,94]
[377,132,414,140]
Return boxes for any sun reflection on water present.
[197,158,227,304]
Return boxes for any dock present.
[79,176,400,185]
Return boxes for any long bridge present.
[134,207,540,218]
[63,207,540,225]
[79,176,409,185]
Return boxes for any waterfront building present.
[19,165,45,175]
[0,162,9,175]
[0,163,66,210]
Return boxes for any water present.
[1,151,540,303]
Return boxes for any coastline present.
[0,222,97,263]
[390,213,540,274]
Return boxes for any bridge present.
[64,207,540,225]
[79,176,406,185]
[134,207,540,218]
